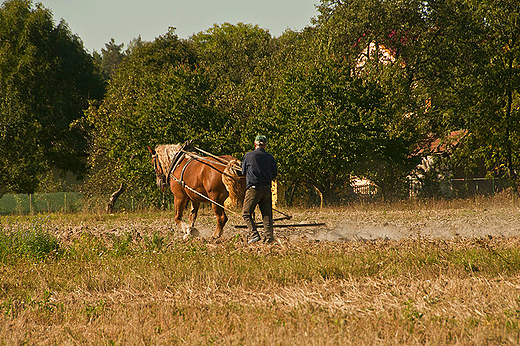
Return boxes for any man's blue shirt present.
[242,147,277,189]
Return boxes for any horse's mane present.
[154,144,184,170]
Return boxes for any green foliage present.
[0,0,105,195]
[246,35,417,202]
[259,57,381,200]
[191,23,276,155]
[111,232,135,257]
[144,231,166,251]
[83,25,278,207]
[100,37,125,79]
[191,22,274,85]
[460,0,520,178]
[84,30,218,205]
[312,0,520,195]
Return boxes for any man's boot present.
[262,214,275,243]
[248,230,261,244]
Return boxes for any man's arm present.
[242,153,248,176]
[271,156,277,180]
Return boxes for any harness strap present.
[166,140,192,184]
[180,181,241,217]
[179,157,196,182]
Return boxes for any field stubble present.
[1,196,520,345]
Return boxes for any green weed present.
[144,231,166,252]
[0,216,61,261]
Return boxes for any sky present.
[37,0,319,53]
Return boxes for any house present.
[409,130,468,197]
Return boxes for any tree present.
[462,0,520,179]
[191,22,273,85]
[269,0,422,201]
[84,29,224,208]
[190,23,275,155]
[381,0,520,182]
[0,0,105,197]
[100,37,125,79]
[246,32,417,203]
[126,35,145,55]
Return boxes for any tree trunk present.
[106,182,126,214]
[313,185,324,210]
[505,57,515,179]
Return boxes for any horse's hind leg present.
[189,201,200,228]
[186,201,201,238]
[211,204,228,238]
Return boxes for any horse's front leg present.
[174,196,191,239]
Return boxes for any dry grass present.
[1,196,520,345]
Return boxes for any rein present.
[193,146,242,171]
[179,146,242,171]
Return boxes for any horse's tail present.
[222,159,246,210]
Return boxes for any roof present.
[415,130,468,156]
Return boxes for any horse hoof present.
[182,227,200,240]
[189,227,200,237]
[182,232,192,241]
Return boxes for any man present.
[242,134,278,244]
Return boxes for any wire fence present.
[450,178,514,198]
[0,192,83,215]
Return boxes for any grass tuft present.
[0,216,61,261]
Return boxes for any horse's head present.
[147,146,168,191]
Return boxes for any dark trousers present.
[242,185,274,240]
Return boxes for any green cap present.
[255,135,267,143]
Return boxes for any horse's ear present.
[146,146,156,155]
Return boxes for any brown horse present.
[147,143,245,239]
